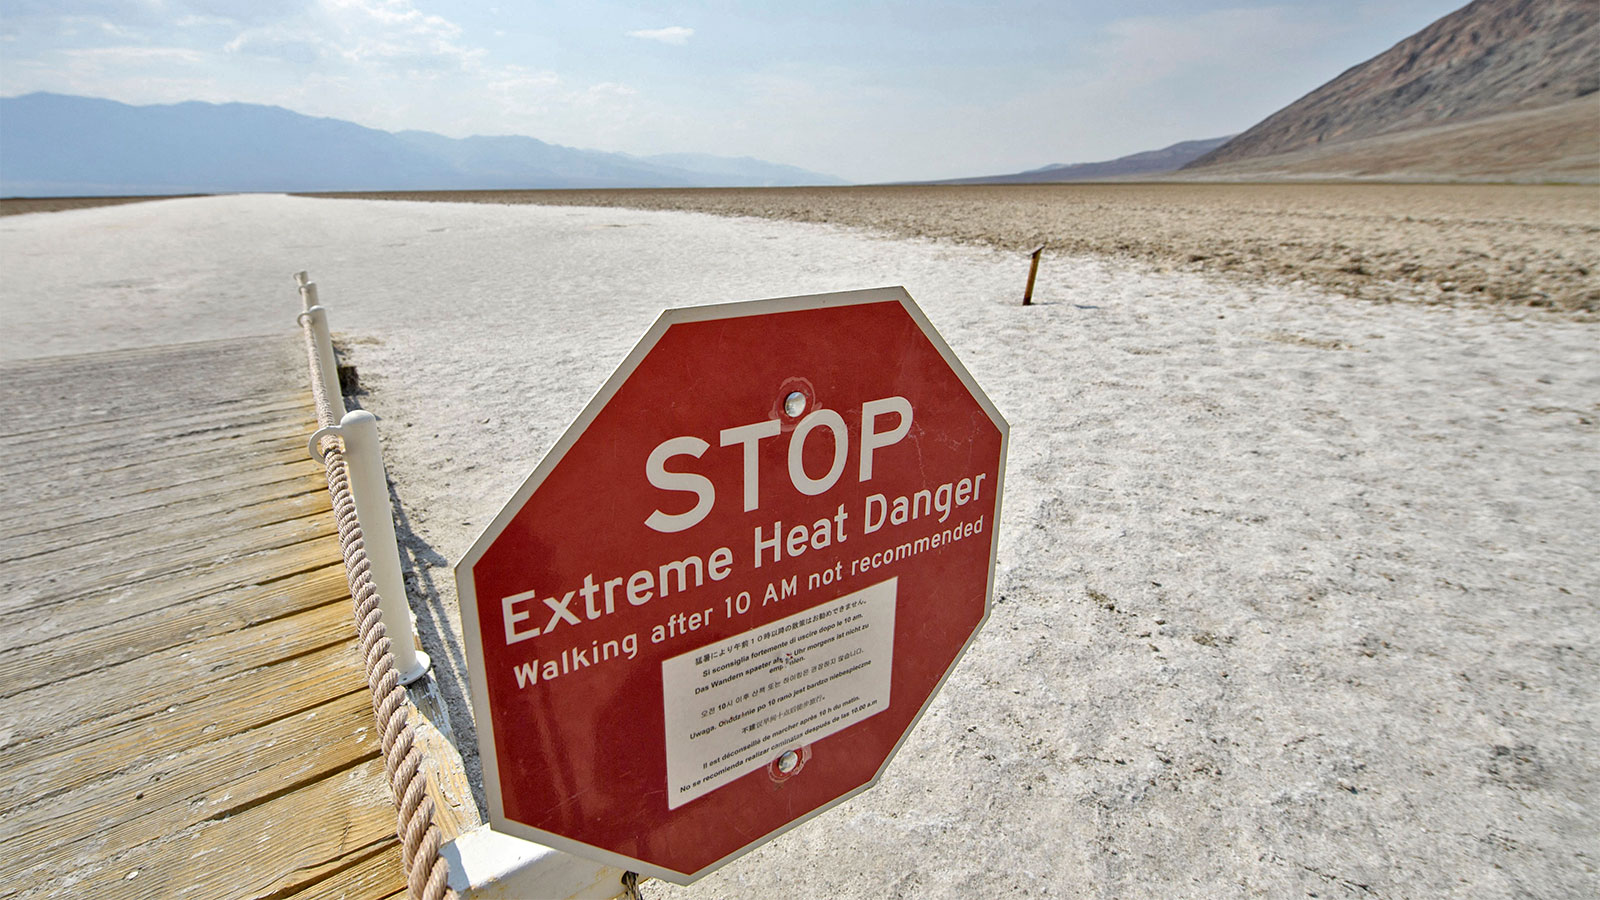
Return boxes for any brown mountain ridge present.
[1186,0,1599,181]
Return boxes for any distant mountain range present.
[7,0,1593,196]
[0,93,846,197]
[927,136,1234,184]
[1183,0,1599,181]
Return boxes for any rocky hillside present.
[1189,0,1599,169]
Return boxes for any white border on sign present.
[454,286,1009,884]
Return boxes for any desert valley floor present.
[1,186,1595,898]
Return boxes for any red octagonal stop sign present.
[457,287,1007,883]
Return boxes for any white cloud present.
[626,26,692,46]
[315,0,483,72]
[23,14,141,41]
[224,27,324,64]
[483,64,563,117]
[176,15,239,28]
[62,46,209,66]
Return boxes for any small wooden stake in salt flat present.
[1023,244,1045,306]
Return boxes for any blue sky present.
[1,1,1468,183]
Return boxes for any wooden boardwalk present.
[0,336,406,899]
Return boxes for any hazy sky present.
[2,1,1468,183]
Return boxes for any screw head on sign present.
[777,750,800,774]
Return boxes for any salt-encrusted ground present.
[2,195,1596,898]
[313,183,1600,314]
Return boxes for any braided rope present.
[301,316,454,900]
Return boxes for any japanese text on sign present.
[660,578,897,808]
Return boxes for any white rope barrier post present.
[342,410,431,684]
[297,274,451,900]
[296,271,325,318]
[300,281,428,686]
[311,408,432,685]
[298,305,347,421]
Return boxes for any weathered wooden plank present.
[0,562,350,700]
[0,480,327,575]
[1,690,381,888]
[0,390,307,447]
[4,508,337,613]
[0,454,325,543]
[0,333,295,378]
[0,389,301,440]
[0,470,326,563]
[284,843,407,900]
[0,410,312,487]
[3,439,311,506]
[2,435,298,507]
[0,535,339,652]
[0,641,366,817]
[1,474,325,566]
[0,361,303,414]
[0,395,310,471]
[0,599,353,769]
[0,395,308,451]
[0,374,284,428]
[16,756,400,900]
[0,418,317,496]
[0,337,306,427]
[5,519,339,630]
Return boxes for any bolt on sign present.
[456,287,1008,883]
